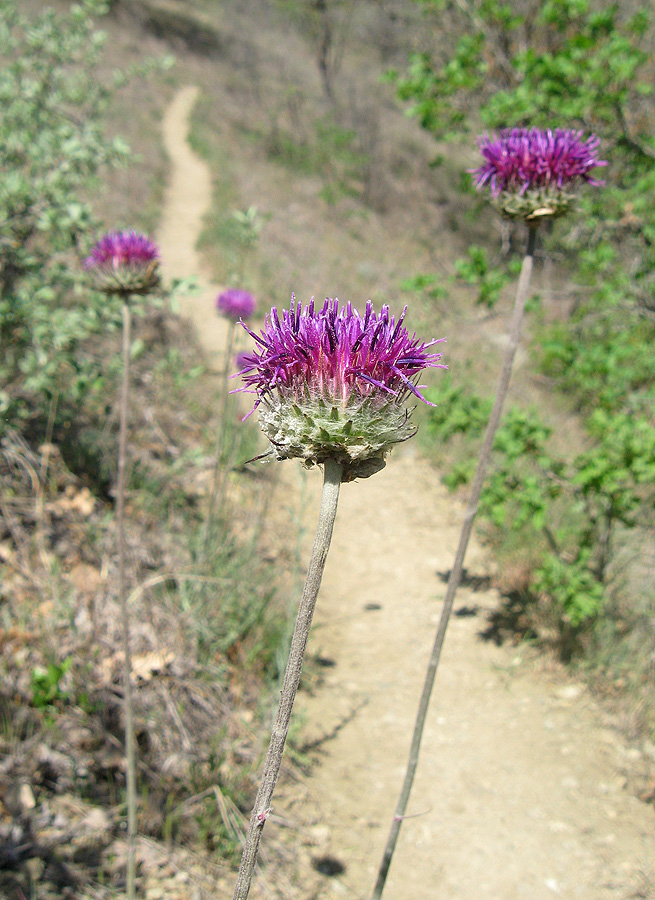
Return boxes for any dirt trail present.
[158,88,655,900]
[159,85,229,367]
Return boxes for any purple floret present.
[471,128,607,198]
[83,230,159,270]
[236,296,446,415]
[216,288,257,322]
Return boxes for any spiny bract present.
[236,296,446,481]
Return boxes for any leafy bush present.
[534,553,604,630]
[423,377,491,441]
[423,376,655,635]
[453,246,520,308]
[394,0,655,664]
[392,0,655,419]
[400,273,447,304]
[0,0,132,432]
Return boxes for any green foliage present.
[396,0,655,653]
[31,658,72,709]
[232,206,265,254]
[423,377,492,441]
[534,553,605,628]
[573,411,655,525]
[424,376,655,631]
[442,459,476,491]
[481,409,560,532]
[0,0,128,430]
[400,273,447,303]
[391,36,487,138]
[402,251,520,311]
[0,0,169,437]
[453,246,521,308]
[397,0,652,142]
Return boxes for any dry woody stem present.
[117,301,138,900]
[371,225,538,900]
[232,457,343,900]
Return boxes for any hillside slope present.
[158,80,655,900]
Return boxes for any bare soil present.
[159,87,655,900]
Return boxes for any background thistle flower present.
[372,131,607,900]
[471,128,607,220]
[216,287,257,321]
[82,228,160,900]
[237,296,446,481]
[84,229,160,296]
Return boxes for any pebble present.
[309,825,330,847]
[642,741,655,761]
[145,888,165,900]
[81,807,112,832]
[19,782,36,812]
[548,820,570,833]
[623,747,642,762]
[555,685,583,701]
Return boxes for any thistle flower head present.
[237,296,446,481]
[471,128,607,221]
[235,350,251,371]
[216,288,257,321]
[84,230,160,296]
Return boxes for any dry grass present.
[0,299,297,897]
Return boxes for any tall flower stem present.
[232,457,343,900]
[203,320,236,559]
[371,224,538,900]
[117,300,138,900]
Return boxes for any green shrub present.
[453,246,521,308]
[422,376,655,635]
[534,552,605,629]
[394,0,655,671]
[423,377,492,441]
[0,0,134,433]
[30,658,72,709]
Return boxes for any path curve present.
[159,85,228,369]
[159,87,655,900]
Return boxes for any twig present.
[371,224,538,900]
[232,458,343,900]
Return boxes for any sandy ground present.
[158,87,655,900]
[159,85,231,367]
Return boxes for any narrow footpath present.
[158,86,655,900]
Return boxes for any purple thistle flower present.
[235,350,251,371]
[84,230,160,296]
[470,128,607,220]
[216,288,257,322]
[237,296,446,480]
